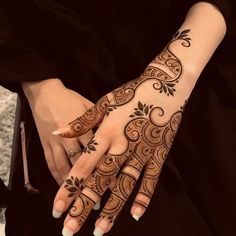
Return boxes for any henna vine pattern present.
[70,102,184,226]
[64,176,84,197]
[83,138,98,154]
[107,29,191,107]
[63,30,190,137]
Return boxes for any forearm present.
[150,2,226,99]
[21,78,65,105]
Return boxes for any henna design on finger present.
[97,102,183,222]
[83,138,98,154]
[63,96,110,137]
[64,176,84,197]
[69,193,95,227]
[85,154,126,196]
[66,101,185,229]
[98,173,136,223]
[105,29,191,116]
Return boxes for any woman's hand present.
[22,79,94,185]
[52,2,226,235]
[51,30,196,235]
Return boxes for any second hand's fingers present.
[63,138,84,166]
[52,96,110,138]
[52,145,72,181]
[131,159,161,221]
[52,135,109,219]
[44,147,64,186]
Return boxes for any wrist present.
[22,78,65,104]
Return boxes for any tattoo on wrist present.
[105,29,191,115]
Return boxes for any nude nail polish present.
[62,218,78,236]
[62,227,74,236]
[132,207,143,221]
[93,227,104,236]
[52,128,64,135]
[93,219,109,236]
[52,200,65,218]
[93,201,101,210]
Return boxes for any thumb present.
[52,95,110,138]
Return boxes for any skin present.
[52,2,226,236]
[22,79,94,185]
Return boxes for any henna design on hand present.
[68,101,184,227]
[61,96,110,137]
[57,30,190,137]
[107,29,191,108]
[64,176,84,197]
[97,102,183,223]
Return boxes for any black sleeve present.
[0,1,61,93]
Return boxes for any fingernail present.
[94,219,109,236]
[52,128,65,135]
[132,207,143,221]
[93,201,101,211]
[62,227,74,236]
[62,218,78,236]
[52,200,65,218]
[93,227,104,236]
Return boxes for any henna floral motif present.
[83,138,98,154]
[64,176,84,197]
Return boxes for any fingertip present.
[131,204,145,222]
[94,218,111,236]
[93,201,101,211]
[52,200,66,218]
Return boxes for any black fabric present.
[0,178,10,207]
[0,0,235,235]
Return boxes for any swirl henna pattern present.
[107,28,191,108]
[59,30,191,137]
[97,102,183,223]
[67,101,183,227]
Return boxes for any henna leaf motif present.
[84,138,98,154]
[64,176,84,197]
[130,102,153,117]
